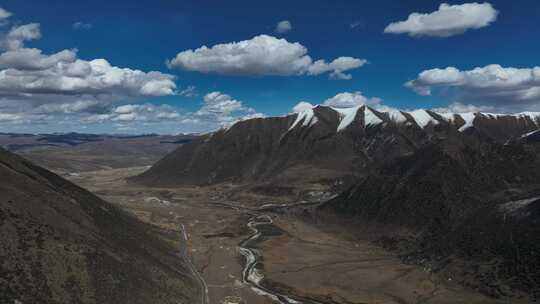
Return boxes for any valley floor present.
[65,167,520,304]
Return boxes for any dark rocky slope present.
[0,148,198,304]
[321,139,540,300]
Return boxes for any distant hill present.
[0,148,198,304]
[0,132,195,173]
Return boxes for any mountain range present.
[134,105,540,187]
[133,105,540,301]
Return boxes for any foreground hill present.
[133,105,540,301]
[0,148,198,304]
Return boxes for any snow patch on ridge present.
[518,112,540,126]
[409,110,439,128]
[289,107,318,131]
[385,109,407,123]
[484,113,506,119]
[333,106,361,132]
[458,112,477,132]
[521,129,540,138]
[499,196,540,215]
[332,106,383,132]
[438,112,475,132]
[364,107,384,126]
[438,112,456,122]
[438,111,540,132]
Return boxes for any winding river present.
[238,215,326,304]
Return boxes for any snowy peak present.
[517,112,540,126]
[332,105,384,132]
[385,108,408,124]
[333,106,361,132]
[406,109,440,128]
[138,104,540,188]
[364,107,384,127]
[457,113,477,132]
[439,112,477,132]
[511,112,538,125]
[438,111,540,133]
[289,106,318,131]
[284,105,540,136]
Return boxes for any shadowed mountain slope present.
[0,148,198,304]
[321,139,540,300]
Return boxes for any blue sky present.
[0,0,539,134]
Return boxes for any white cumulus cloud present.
[275,20,292,33]
[35,100,108,114]
[0,113,22,122]
[0,55,177,97]
[432,102,495,113]
[0,19,177,113]
[0,8,186,133]
[407,64,540,111]
[196,92,255,122]
[110,104,183,122]
[0,7,12,20]
[1,23,42,50]
[179,85,197,97]
[384,2,498,37]
[72,22,92,30]
[167,35,366,79]
[323,91,382,108]
[308,57,367,80]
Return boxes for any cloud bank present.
[0,10,260,133]
[0,18,177,104]
[76,91,264,133]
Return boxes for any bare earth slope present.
[0,148,198,304]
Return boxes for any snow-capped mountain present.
[287,105,540,138]
[133,105,540,186]
[133,104,540,300]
